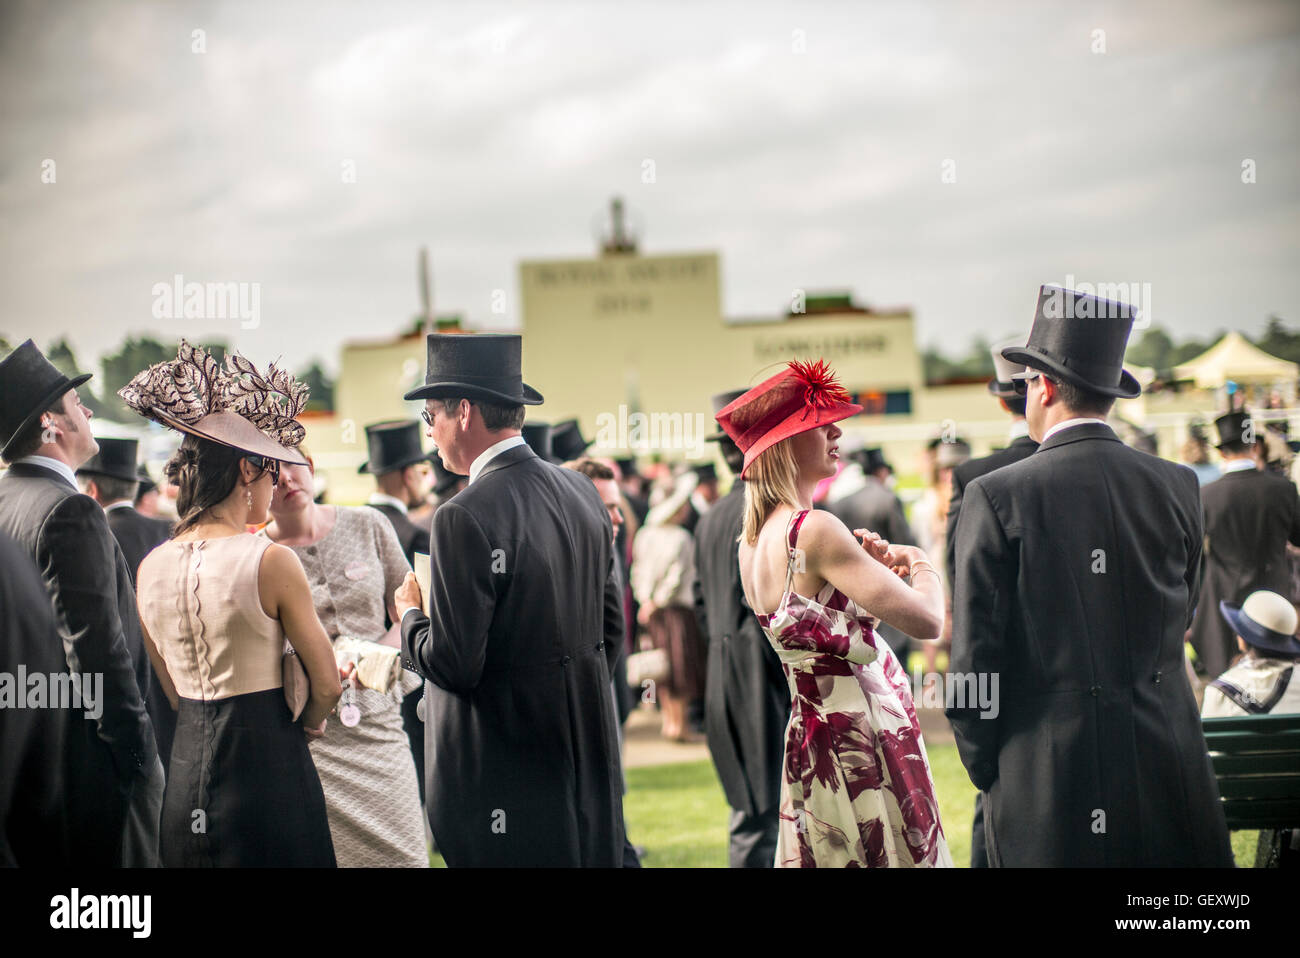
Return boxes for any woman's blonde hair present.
[741,438,801,545]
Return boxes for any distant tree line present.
[924,315,1299,385]
[0,334,335,421]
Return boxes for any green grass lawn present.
[432,745,1261,867]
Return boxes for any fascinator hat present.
[715,359,863,479]
[118,340,309,465]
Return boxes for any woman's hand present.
[854,530,908,578]
[304,719,327,740]
[637,602,656,627]
[883,544,930,578]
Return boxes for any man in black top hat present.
[394,333,626,866]
[692,388,790,866]
[521,421,558,464]
[0,340,163,866]
[550,418,592,464]
[77,436,176,768]
[1190,410,1300,681]
[947,287,1232,866]
[360,420,438,566]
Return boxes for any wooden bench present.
[1203,713,1300,867]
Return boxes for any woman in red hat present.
[718,359,952,867]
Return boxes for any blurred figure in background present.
[632,468,707,741]
[1181,422,1221,486]
[360,420,433,565]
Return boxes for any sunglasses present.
[420,408,435,428]
[1012,372,1046,397]
[245,455,281,486]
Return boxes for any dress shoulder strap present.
[783,509,811,592]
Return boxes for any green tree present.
[299,361,335,412]
[1126,326,1176,376]
[98,336,228,421]
[45,338,109,418]
[1253,315,1300,365]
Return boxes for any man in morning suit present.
[942,335,1039,868]
[693,388,790,867]
[394,333,625,866]
[76,436,176,768]
[1189,409,1300,681]
[946,287,1233,867]
[0,340,164,866]
[361,419,438,566]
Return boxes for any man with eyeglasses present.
[946,287,1233,868]
[0,340,164,867]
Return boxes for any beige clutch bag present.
[282,641,309,721]
[333,636,404,695]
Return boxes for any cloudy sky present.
[1,0,1297,378]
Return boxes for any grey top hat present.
[403,333,543,406]
[988,334,1029,399]
[706,389,747,442]
[1002,286,1141,399]
[0,339,93,461]
[77,436,142,484]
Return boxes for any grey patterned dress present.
[259,506,427,867]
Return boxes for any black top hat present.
[403,333,543,406]
[550,419,591,462]
[1213,411,1257,449]
[521,421,555,463]
[430,453,466,496]
[136,463,158,496]
[691,462,718,483]
[706,389,747,441]
[358,420,433,475]
[77,437,141,484]
[855,447,892,474]
[1001,286,1141,399]
[0,339,93,461]
[612,456,638,477]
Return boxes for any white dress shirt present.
[14,454,78,489]
[367,492,409,514]
[104,500,135,513]
[1042,417,1109,443]
[1221,459,1257,474]
[1009,419,1031,441]
[468,435,527,485]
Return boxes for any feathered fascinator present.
[119,340,310,465]
[714,358,864,478]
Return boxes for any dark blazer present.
[947,422,1232,867]
[692,482,789,819]
[104,503,176,769]
[0,531,72,866]
[828,477,913,548]
[1190,467,1300,679]
[401,443,625,867]
[945,434,1038,588]
[368,501,430,567]
[0,462,158,866]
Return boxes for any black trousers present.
[971,792,989,868]
[729,806,779,868]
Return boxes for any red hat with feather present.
[715,359,863,478]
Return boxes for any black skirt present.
[162,688,336,867]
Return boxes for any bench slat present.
[1215,776,1300,800]
[1210,754,1300,776]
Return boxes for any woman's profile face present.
[270,461,315,516]
[789,423,842,481]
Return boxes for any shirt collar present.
[469,435,527,485]
[1042,417,1109,443]
[15,455,78,489]
[1222,459,1257,474]
[367,492,409,514]
[1009,419,1031,441]
[104,500,135,512]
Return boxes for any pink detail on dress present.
[757,509,953,868]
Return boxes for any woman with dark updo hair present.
[122,341,342,867]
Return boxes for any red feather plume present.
[787,358,853,411]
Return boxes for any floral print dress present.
[755,509,953,868]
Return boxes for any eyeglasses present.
[420,408,435,428]
[245,455,281,486]
[1012,373,1046,397]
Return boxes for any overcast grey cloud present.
[1,0,1297,378]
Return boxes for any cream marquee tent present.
[1173,331,1298,389]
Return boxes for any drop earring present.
[246,485,253,508]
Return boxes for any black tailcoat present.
[944,434,1038,587]
[692,482,789,819]
[0,531,72,866]
[827,477,913,548]
[368,501,430,567]
[947,423,1233,867]
[104,504,176,769]
[1190,468,1300,679]
[401,443,625,866]
[0,462,158,866]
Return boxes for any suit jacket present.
[693,482,790,820]
[104,504,176,769]
[401,443,625,867]
[0,531,72,866]
[945,434,1039,587]
[828,477,913,548]
[0,462,158,866]
[946,423,1232,867]
[368,501,430,568]
[1190,468,1300,679]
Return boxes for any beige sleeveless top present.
[137,533,284,700]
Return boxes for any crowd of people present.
[1,281,1298,868]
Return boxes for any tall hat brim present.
[153,409,309,465]
[0,372,92,461]
[1002,346,1141,399]
[987,378,1020,400]
[357,451,434,475]
[402,381,544,405]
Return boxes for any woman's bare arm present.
[259,544,343,729]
